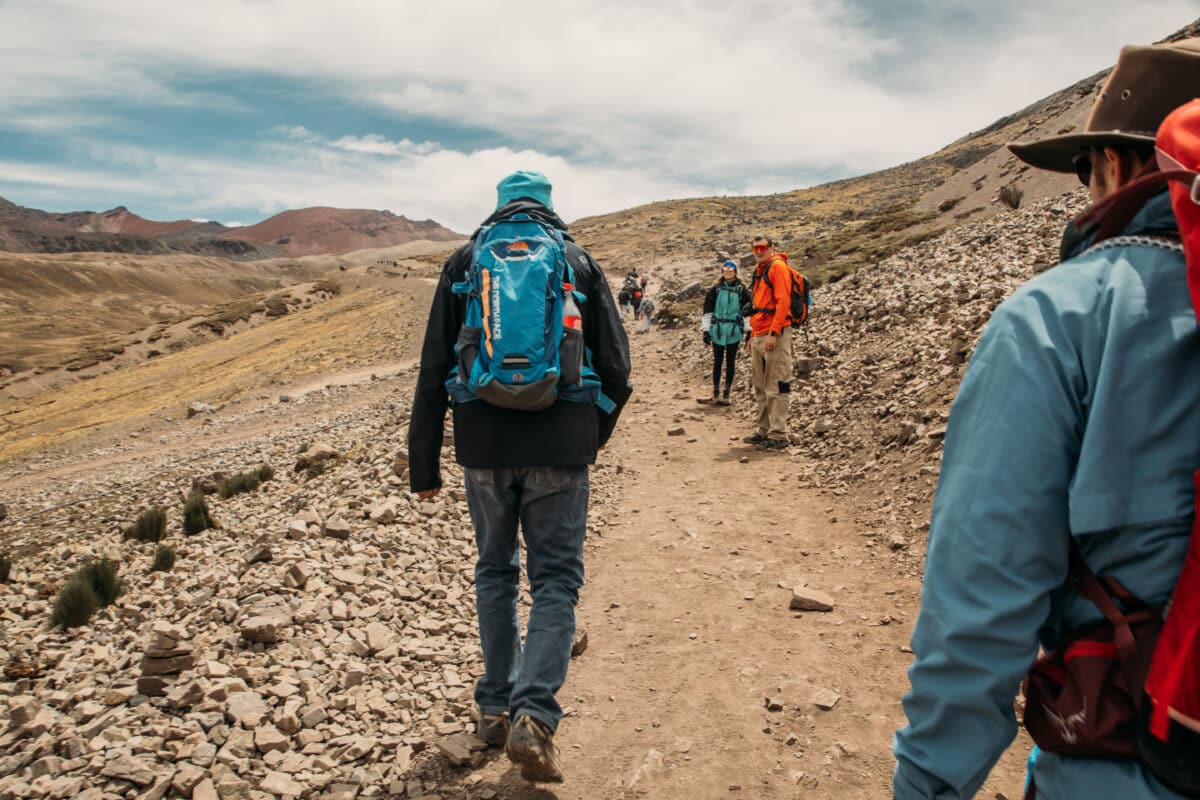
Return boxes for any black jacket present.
[408,201,632,492]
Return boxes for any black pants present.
[712,341,739,393]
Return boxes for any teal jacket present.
[702,278,751,346]
[893,191,1196,799]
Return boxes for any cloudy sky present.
[1,1,1197,233]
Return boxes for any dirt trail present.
[453,327,1028,799]
[0,308,1031,799]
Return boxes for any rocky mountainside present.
[639,189,1090,575]
[0,198,461,259]
[221,208,462,258]
[0,198,261,259]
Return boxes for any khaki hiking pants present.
[750,327,792,439]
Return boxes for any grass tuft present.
[51,579,100,628]
[999,184,1024,210]
[77,559,123,606]
[124,506,167,542]
[150,545,176,572]
[218,471,261,499]
[182,491,216,535]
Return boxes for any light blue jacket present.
[893,191,1196,800]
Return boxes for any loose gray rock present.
[790,586,835,612]
[437,732,487,767]
[240,615,283,643]
[324,515,352,539]
[100,754,157,786]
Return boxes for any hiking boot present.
[742,432,768,444]
[720,390,732,405]
[712,389,720,404]
[471,707,509,748]
[506,714,563,783]
[756,438,789,451]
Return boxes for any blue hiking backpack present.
[445,214,614,413]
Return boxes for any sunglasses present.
[751,244,770,253]
[1073,153,1093,187]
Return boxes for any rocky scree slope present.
[0,379,621,799]
[653,189,1091,569]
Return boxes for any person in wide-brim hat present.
[895,34,1200,800]
[1009,38,1200,174]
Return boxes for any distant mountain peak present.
[0,196,463,257]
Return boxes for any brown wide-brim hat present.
[1009,38,1200,173]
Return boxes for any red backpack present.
[1137,98,1200,796]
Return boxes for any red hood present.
[1156,99,1200,324]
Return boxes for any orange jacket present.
[749,253,793,336]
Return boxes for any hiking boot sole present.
[517,761,564,783]
[506,717,563,783]
[506,742,564,783]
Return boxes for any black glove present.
[703,331,711,345]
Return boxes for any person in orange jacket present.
[742,235,794,450]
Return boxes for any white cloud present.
[7,133,706,233]
[0,0,1197,225]
[329,134,439,157]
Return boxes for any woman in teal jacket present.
[701,261,752,404]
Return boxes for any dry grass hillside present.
[0,238,464,460]
[0,239,463,391]
[0,283,436,463]
[0,252,315,376]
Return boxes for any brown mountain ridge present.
[0,196,462,258]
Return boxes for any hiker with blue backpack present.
[701,260,752,404]
[408,170,632,783]
[894,39,1200,800]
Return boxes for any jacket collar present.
[473,200,570,240]
[1061,184,1179,261]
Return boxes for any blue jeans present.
[464,465,589,732]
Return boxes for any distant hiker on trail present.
[618,284,634,318]
[638,294,656,333]
[408,170,632,783]
[701,260,751,404]
[894,39,1200,800]
[741,235,795,450]
[622,270,644,320]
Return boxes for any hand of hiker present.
[703,331,711,345]
[765,332,778,352]
[417,488,440,500]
